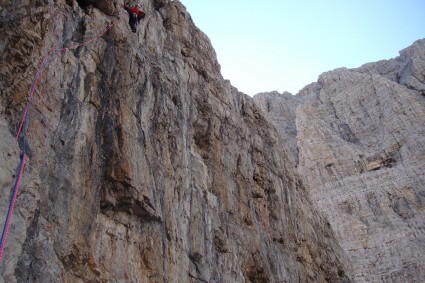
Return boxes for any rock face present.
[255,39,425,282]
[0,0,352,282]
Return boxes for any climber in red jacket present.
[124,3,145,33]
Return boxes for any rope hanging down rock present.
[0,12,123,263]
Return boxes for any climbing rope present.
[15,15,121,138]
[0,106,28,261]
[0,10,124,263]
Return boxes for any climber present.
[124,3,145,33]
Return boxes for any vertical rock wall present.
[255,39,425,282]
[0,0,352,282]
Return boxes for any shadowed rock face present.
[255,39,425,282]
[0,0,352,282]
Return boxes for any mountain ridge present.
[254,38,425,282]
[1,0,352,282]
[1,0,423,282]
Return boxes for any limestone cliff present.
[255,39,425,282]
[0,0,352,282]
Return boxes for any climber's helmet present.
[136,4,141,8]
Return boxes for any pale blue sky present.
[180,0,425,95]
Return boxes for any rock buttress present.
[1,0,352,282]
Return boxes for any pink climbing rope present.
[0,155,26,262]
[15,17,122,140]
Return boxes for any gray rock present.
[255,38,425,282]
[0,0,352,282]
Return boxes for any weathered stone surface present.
[255,39,425,282]
[0,0,352,282]
[253,90,305,166]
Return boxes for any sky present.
[179,0,425,96]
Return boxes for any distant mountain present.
[254,38,425,282]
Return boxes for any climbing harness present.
[0,10,123,263]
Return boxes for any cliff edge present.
[1,0,352,282]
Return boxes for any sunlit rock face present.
[0,0,352,282]
[255,39,425,282]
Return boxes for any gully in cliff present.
[124,3,145,33]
